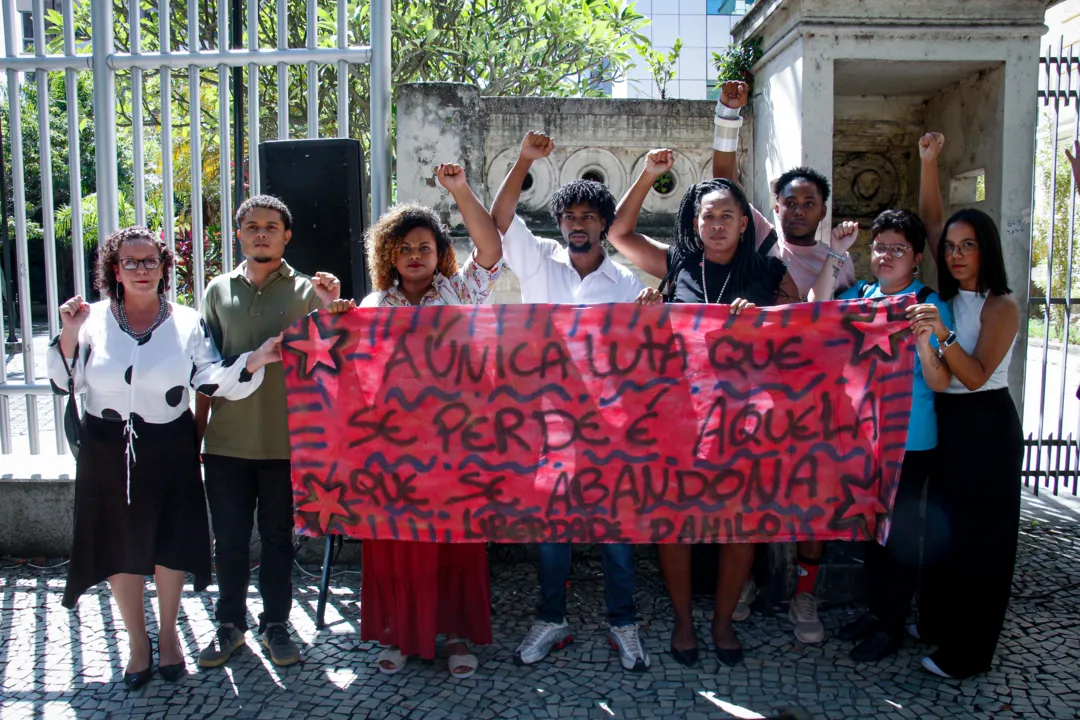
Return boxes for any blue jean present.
[536,543,637,627]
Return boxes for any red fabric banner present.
[284,297,915,544]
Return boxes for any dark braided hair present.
[659,179,775,303]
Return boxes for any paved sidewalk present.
[1,502,1078,720]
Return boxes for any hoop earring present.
[913,265,921,276]
[115,281,125,300]
[157,278,165,295]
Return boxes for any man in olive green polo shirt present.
[196,195,340,668]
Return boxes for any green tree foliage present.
[1030,113,1080,346]
[635,37,682,100]
[3,0,648,303]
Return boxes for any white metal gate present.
[0,0,391,456]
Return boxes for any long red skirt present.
[360,540,493,660]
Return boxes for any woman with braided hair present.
[609,149,799,667]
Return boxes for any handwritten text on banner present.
[283,298,915,544]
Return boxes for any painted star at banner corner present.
[296,476,354,533]
[830,472,886,541]
[842,304,909,361]
[287,315,350,378]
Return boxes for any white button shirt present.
[502,215,645,304]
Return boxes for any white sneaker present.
[608,624,650,672]
[732,578,757,622]
[514,621,573,666]
[789,592,825,644]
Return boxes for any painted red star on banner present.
[844,304,909,361]
[296,475,352,533]
[287,315,349,377]
[831,471,886,540]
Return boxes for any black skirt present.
[920,388,1023,677]
[62,411,211,608]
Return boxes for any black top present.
[665,247,788,307]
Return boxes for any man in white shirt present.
[490,131,650,672]
[712,80,855,646]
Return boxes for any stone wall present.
[397,83,757,304]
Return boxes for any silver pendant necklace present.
[114,295,169,341]
[701,257,732,304]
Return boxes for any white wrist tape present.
[714,101,742,120]
[713,116,743,153]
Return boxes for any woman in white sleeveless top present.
[908,208,1022,679]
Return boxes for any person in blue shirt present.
[807,209,953,662]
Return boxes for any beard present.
[567,240,593,254]
[250,255,275,264]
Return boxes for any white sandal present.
[377,646,407,675]
[447,652,479,679]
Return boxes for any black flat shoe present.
[715,645,744,667]
[157,662,187,682]
[837,613,881,643]
[850,630,900,662]
[670,645,699,668]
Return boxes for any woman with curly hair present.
[329,163,503,678]
[47,226,283,689]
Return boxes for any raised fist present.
[59,295,91,332]
[645,149,675,176]
[830,221,860,253]
[435,163,468,192]
[918,132,945,162]
[719,80,749,110]
[311,272,342,304]
[519,131,555,161]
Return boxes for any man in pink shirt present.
[712,80,854,645]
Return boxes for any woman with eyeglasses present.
[807,208,953,663]
[905,205,1023,679]
[47,226,284,689]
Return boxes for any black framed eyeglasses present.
[119,257,163,271]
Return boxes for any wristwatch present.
[936,331,957,359]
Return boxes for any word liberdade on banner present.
[283,297,915,545]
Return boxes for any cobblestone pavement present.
[1,504,1078,720]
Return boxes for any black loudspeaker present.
[258,139,369,301]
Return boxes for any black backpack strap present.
[916,285,934,303]
[757,229,779,258]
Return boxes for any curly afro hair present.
[548,179,617,238]
[365,204,458,292]
[95,225,175,300]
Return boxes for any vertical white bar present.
[33,0,65,453]
[64,0,85,299]
[247,0,260,193]
[336,0,347,137]
[306,0,318,138]
[3,0,39,454]
[217,0,232,271]
[91,0,120,241]
[369,0,392,221]
[130,0,146,226]
[189,0,204,307]
[160,0,177,301]
[276,0,288,140]
[0,273,8,452]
